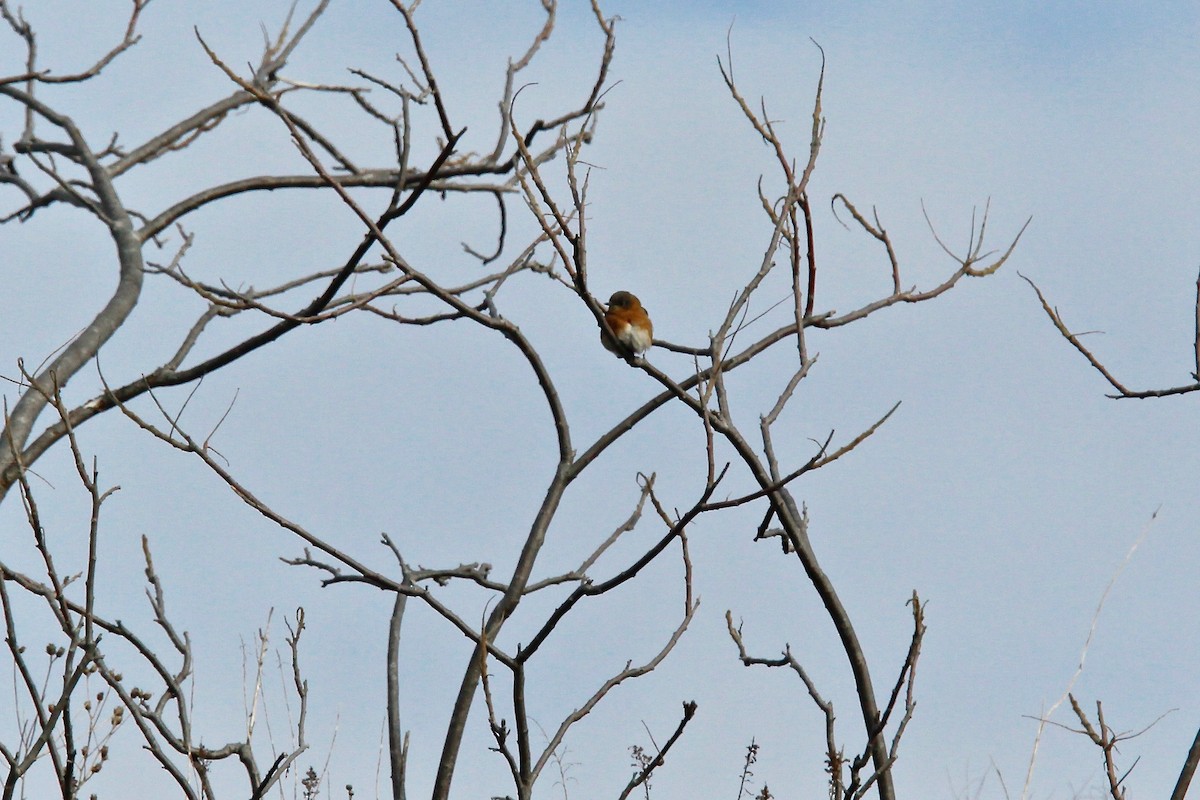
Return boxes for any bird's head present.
[607,290,641,310]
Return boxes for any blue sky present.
[3,2,1199,799]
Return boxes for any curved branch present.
[0,85,144,493]
[138,165,510,241]
[0,131,465,501]
[1021,271,1200,399]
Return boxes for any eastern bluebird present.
[601,291,653,356]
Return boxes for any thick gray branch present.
[0,85,143,482]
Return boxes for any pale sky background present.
[3,2,1200,799]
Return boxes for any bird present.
[601,291,653,357]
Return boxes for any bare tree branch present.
[1021,271,1200,398]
